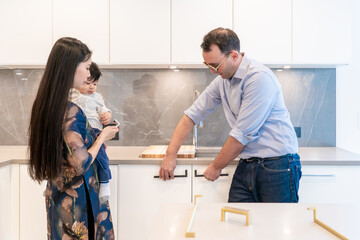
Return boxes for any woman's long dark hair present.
[28,37,92,182]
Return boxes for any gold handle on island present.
[221,206,252,226]
[307,207,349,240]
[185,195,203,238]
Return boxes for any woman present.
[28,37,118,239]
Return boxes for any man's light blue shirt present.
[184,55,298,159]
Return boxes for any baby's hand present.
[100,112,112,125]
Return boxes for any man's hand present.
[159,155,176,181]
[100,112,111,125]
[203,136,245,181]
[158,115,195,181]
[203,163,222,181]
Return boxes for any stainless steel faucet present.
[193,90,203,149]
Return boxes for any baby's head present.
[79,62,102,95]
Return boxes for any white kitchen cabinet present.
[108,165,118,238]
[233,0,292,64]
[0,0,52,65]
[171,0,232,64]
[298,165,360,203]
[10,164,20,240]
[110,0,170,64]
[0,165,11,240]
[118,164,191,240]
[293,0,352,64]
[0,164,20,240]
[192,165,236,203]
[53,0,109,64]
[19,164,47,240]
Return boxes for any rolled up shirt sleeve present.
[184,78,222,125]
[229,72,279,145]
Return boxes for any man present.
[159,27,301,202]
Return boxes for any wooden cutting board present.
[140,145,195,158]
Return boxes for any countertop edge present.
[2,146,360,168]
[2,159,360,168]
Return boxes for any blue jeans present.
[228,154,302,202]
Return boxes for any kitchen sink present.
[195,147,222,157]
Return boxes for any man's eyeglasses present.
[203,52,231,72]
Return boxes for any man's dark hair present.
[201,27,240,55]
[89,62,102,82]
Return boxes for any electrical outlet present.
[294,127,301,138]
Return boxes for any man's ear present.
[230,51,239,61]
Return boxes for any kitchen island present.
[150,202,359,240]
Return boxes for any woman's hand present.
[100,112,112,125]
[99,125,118,142]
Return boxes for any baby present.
[71,62,113,203]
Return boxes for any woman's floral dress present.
[44,103,115,240]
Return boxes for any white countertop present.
[149,202,360,240]
[1,146,360,167]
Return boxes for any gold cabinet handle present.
[221,206,251,226]
[185,195,202,238]
[307,207,349,240]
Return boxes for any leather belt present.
[240,153,295,163]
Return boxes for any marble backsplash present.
[0,68,335,147]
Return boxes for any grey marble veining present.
[274,69,335,147]
[0,68,335,147]
[0,69,43,144]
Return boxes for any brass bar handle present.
[154,170,188,178]
[307,207,349,240]
[193,194,202,206]
[194,170,229,177]
[185,195,202,238]
[221,206,251,226]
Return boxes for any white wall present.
[336,0,360,154]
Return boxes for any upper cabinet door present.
[293,0,352,65]
[233,0,292,64]
[110,0,170,64]
[0,0,52,65]
[172,0,232,64]
[53,0,109,64]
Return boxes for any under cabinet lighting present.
[173,69,180,72]
[283,66,291,69]
[277,69,283,72]
[169,66,177,69]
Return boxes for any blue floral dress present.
[44,103,115,240]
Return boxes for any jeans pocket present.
[258,159,291,202]
[260,159,291,173]
[259,158,303,202]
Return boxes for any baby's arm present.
[96,93,112,125]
